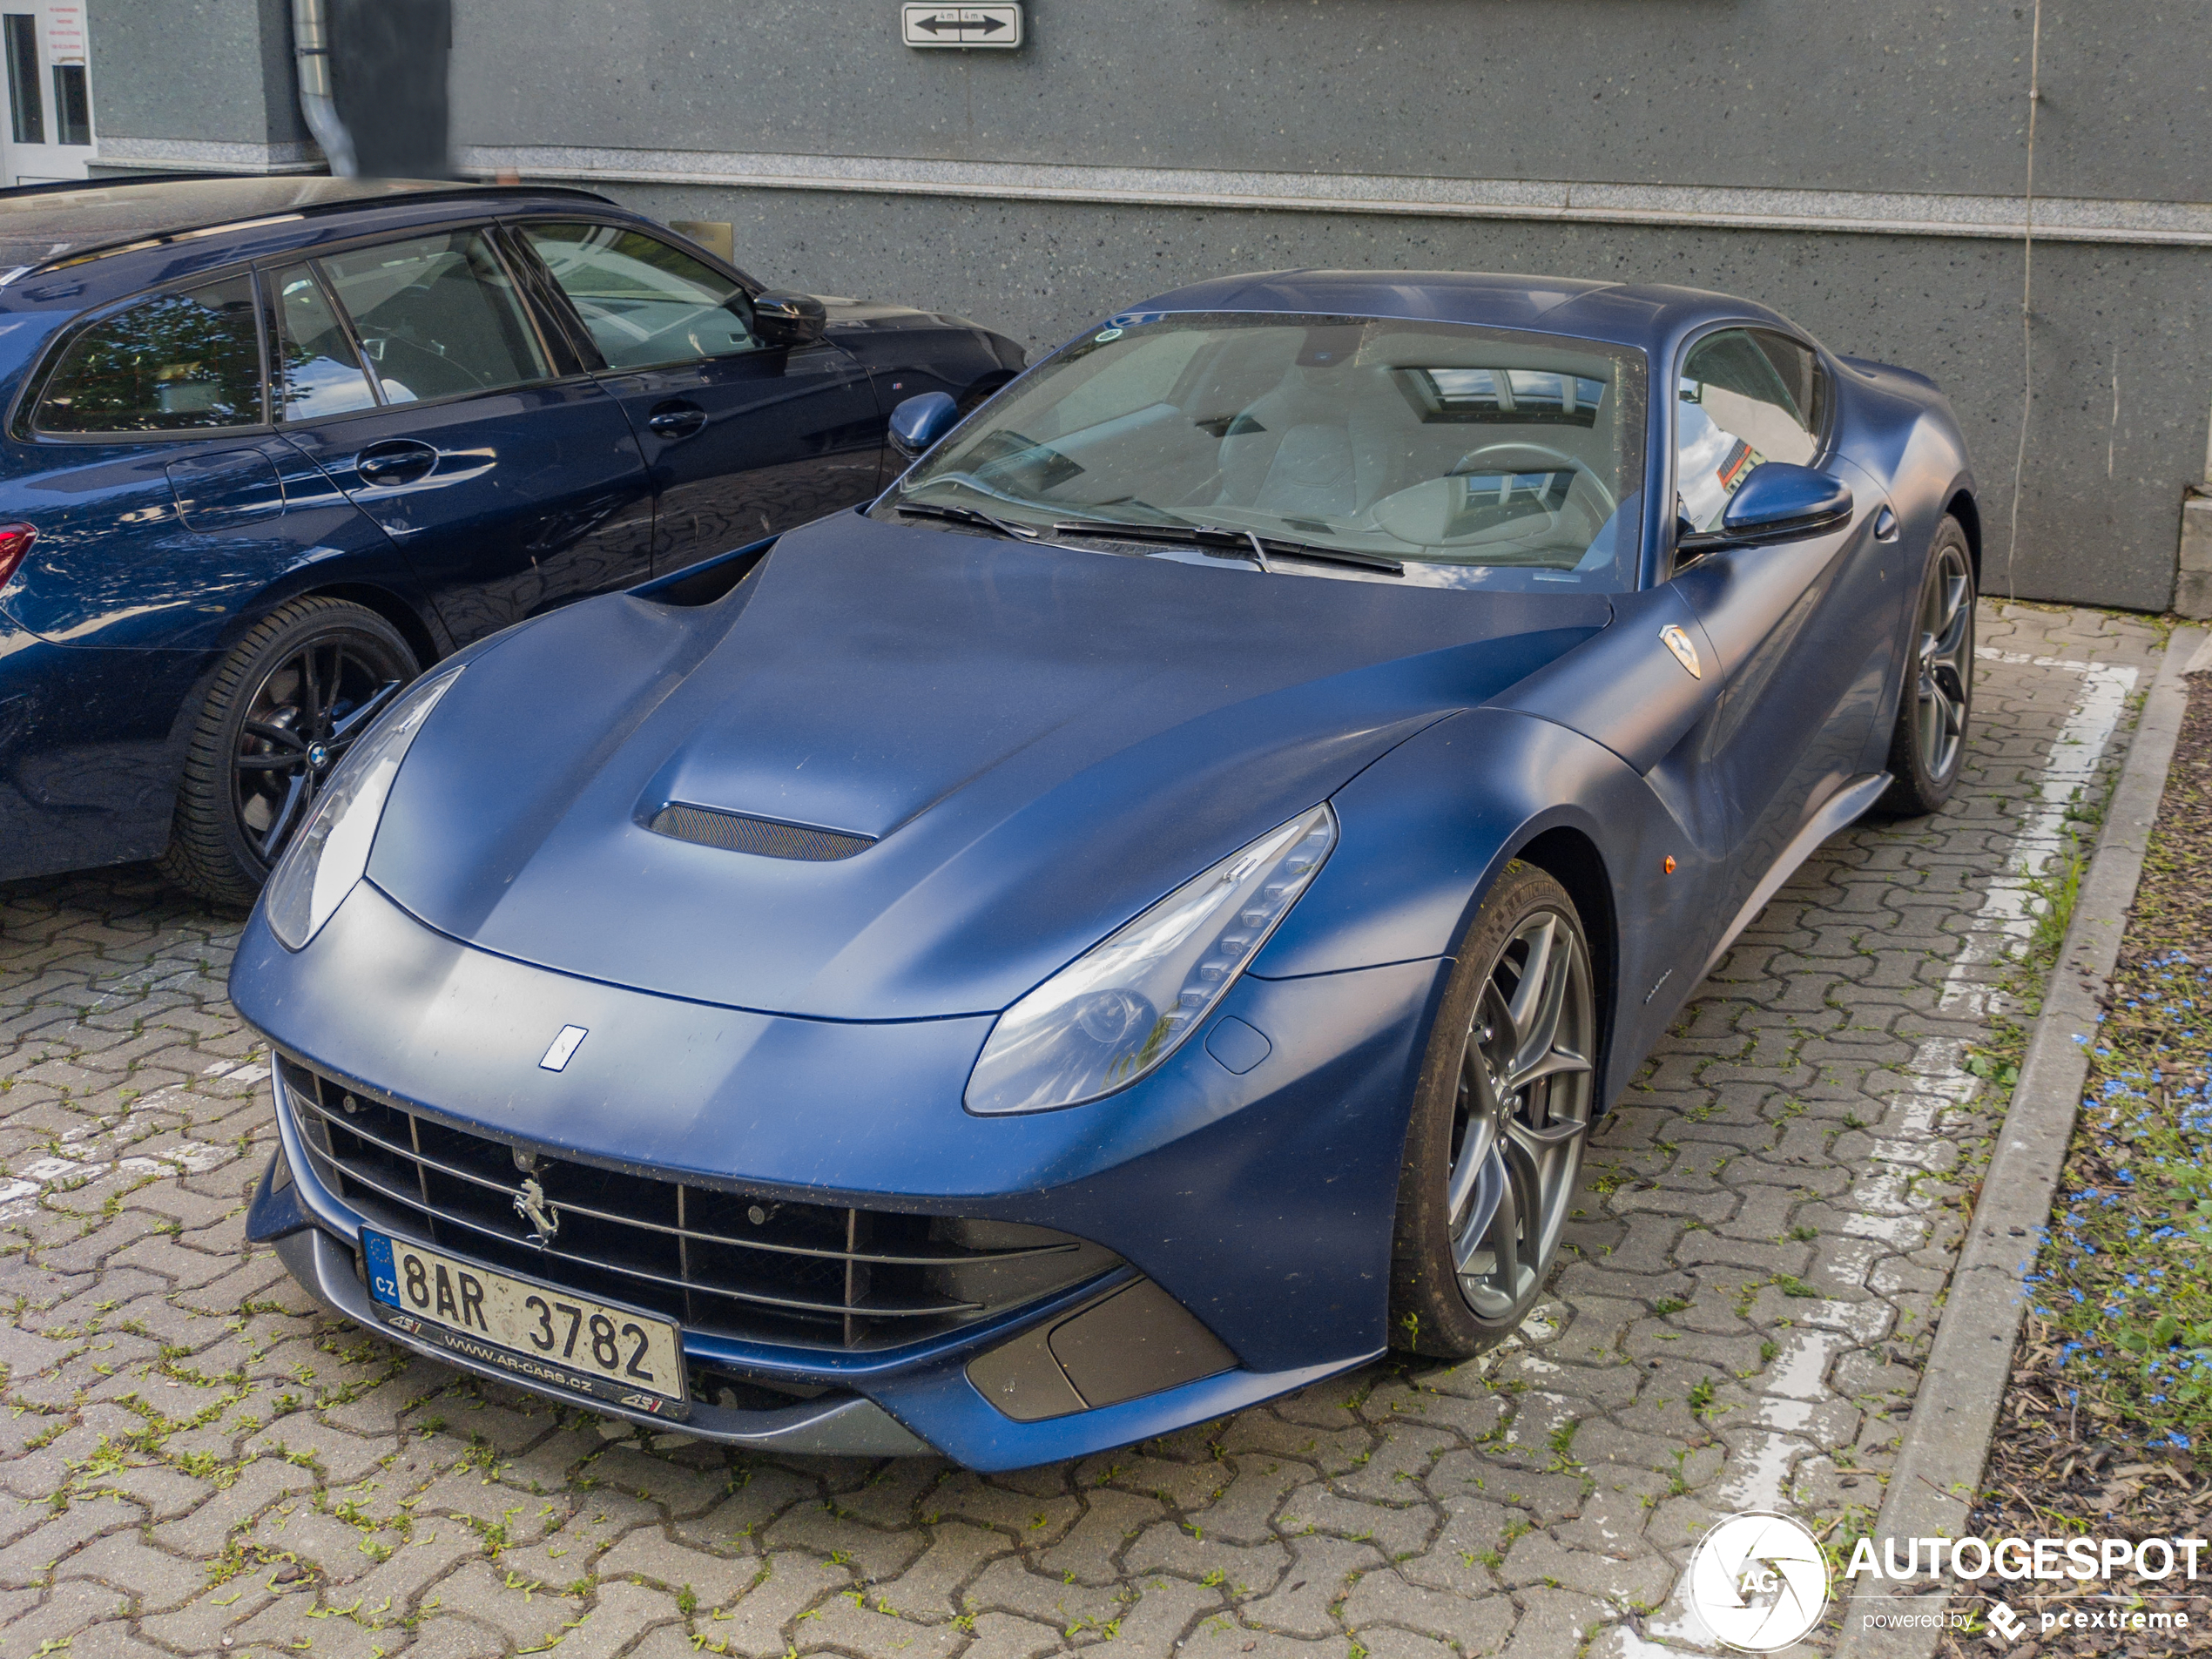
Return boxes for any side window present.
[1674,327,1821,534]
[33,273,264,435]
[320,230,550,404]
[521,222,759,370]
[270,263,378,421]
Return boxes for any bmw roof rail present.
[0,176,618,284]
[0,171,238,199]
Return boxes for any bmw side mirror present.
[1677,462,1853,556]
[889,391,961,460]
[752,290,826,347]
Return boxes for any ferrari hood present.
[366,512,1609,1019]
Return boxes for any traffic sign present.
[901,3,1022,48]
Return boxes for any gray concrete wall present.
[596,182,2205,613]
[89,0,305,151]
[448,1,2182,204]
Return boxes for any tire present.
[1389,862,1599,1359]
[158,597,419,908]
[1876,516,1976,816]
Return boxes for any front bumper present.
[236,880,1440,1467]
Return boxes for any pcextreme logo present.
[1688,1512,1831,1652]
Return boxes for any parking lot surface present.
[0,601,2169,1659]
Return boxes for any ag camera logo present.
[1688,1511,1831,1651]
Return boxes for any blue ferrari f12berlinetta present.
[233,270,1979,1470]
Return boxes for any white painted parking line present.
[1618,645,2141,1656]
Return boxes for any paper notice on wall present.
[47,5,85,65]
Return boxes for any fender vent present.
[650,804,873,861]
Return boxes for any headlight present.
[261,664,464,951]
[965,805,1337,1116]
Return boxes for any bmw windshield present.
[885,312,1648,591]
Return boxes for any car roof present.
[0,175,616,275]
[1119,269,1800,354]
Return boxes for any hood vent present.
[650,803,873,861]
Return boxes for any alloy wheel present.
[1913,543,1974,785]
[1443,908,1596,1321]
[232,636,407,870]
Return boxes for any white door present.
[2,1,93,185]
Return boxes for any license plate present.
[361,1231,689,1417]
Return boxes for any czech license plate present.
[361,1230,689,1418]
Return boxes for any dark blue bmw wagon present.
[0,175,1023,901]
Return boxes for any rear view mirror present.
[752,291,826,347]
[1677,462,1853,555]
[889,391,961,459]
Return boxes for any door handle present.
[647,402,707,442]
[1872,505,1899,543]
[354,440,439,488]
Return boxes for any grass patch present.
[2014,674,2212,1449]
[2020,947,2212,1446]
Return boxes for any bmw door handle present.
[647,401,708,442]
[354,439,439,488]
[1872,505,1900,543]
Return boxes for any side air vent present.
[650,804,873,861]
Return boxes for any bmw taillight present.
[0,524,35,587]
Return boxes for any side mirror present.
[752,290,826,347]
[1677,462,1853,555]
[889,391,961,459]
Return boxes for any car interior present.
[319,231,550,404]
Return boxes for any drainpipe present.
[291,0,358,176]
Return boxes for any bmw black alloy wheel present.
[1912,539,1974,786]
[233,636,409,865]
[1445,905,1596,1321]
[161,597,421,908]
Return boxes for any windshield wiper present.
[1050,516,1269,570]
[1257,539,1405,576]
[895,501,1038,540]
[1049,517,1403,577]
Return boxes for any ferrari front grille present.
[649,804,873,861]
[277,1056,1118,1350]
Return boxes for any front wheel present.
[1389,863,1598,1359]
[1877,516,1976,816]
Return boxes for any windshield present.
[886,311,1648,590]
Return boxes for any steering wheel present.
[1453,442,1617,517]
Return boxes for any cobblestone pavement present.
[0,603,2169,1659]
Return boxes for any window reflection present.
[272,264,378,421]
[35,273,263,434]
[1676,328,1823,533]
[522,222,759,370]
[1404,368,1607,426]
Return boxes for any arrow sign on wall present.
[901,3,1023,48]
